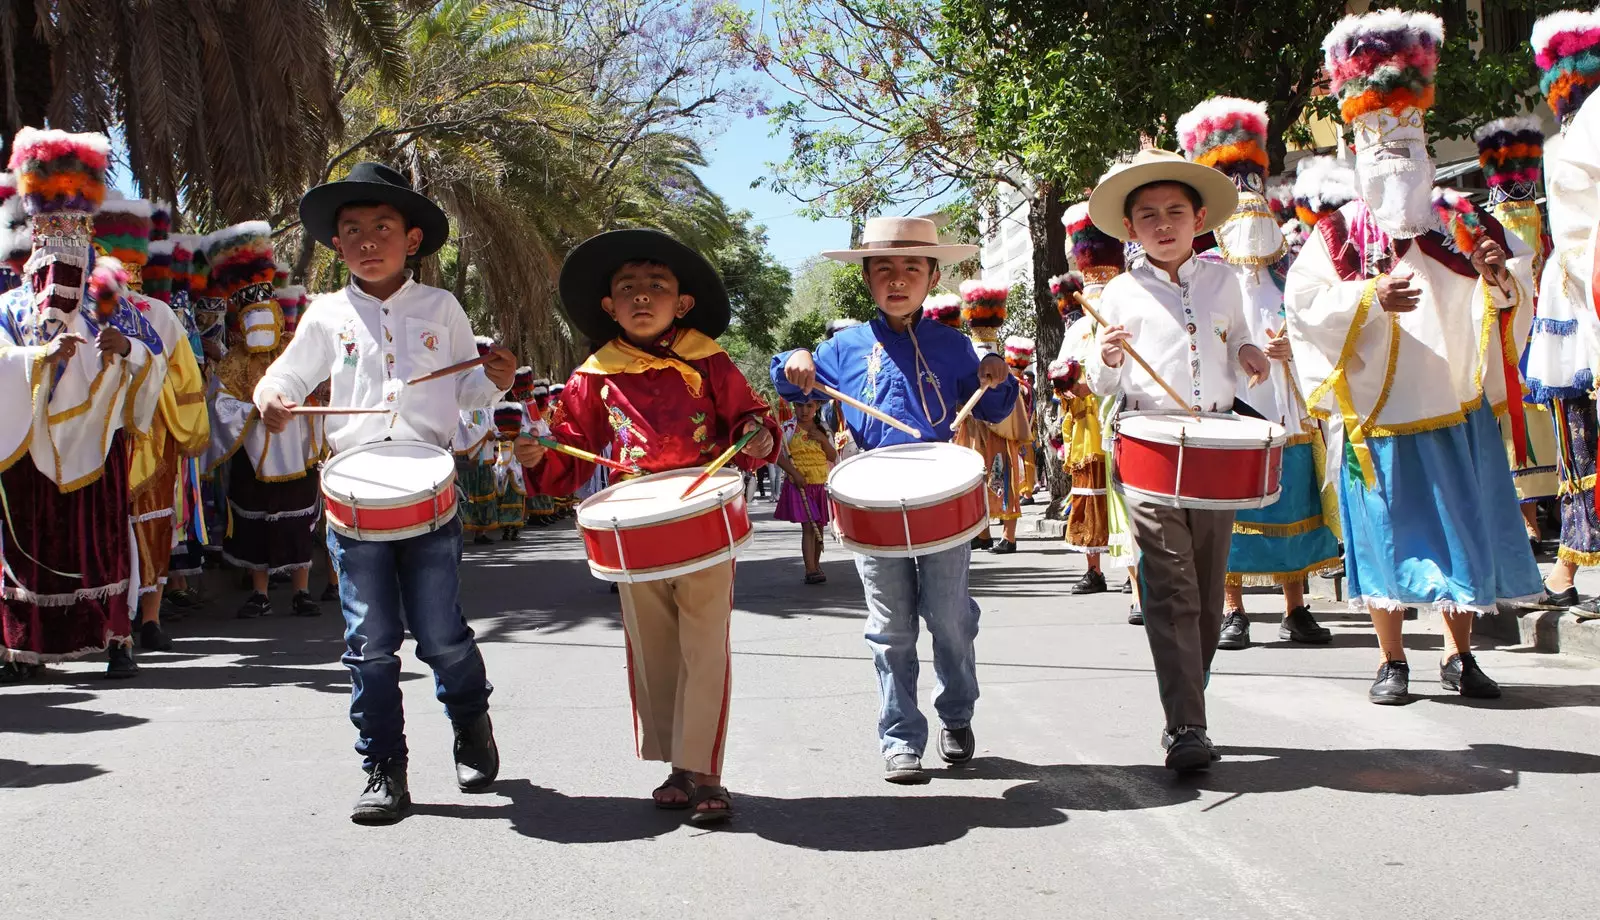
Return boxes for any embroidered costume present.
[457,338,501,540]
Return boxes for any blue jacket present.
[771,312,1018,451]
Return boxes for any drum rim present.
[827,442,984,510]
[321,439,456,507]
[1116,410,1288,449]
[576,467,744,528]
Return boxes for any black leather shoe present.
[1217,611,1251,650]
[939,725,975,764]
[1121,576,1134,594]
[1369,660,1410,705]
[137,619,173,652]
[1522,586,1580,610]
[1127,606,1144,626]
[1441,653,1501,699]
[352,760,410,824]
[1278,606,1332,644]
[989,539,1017,555]
[291,591,323,618]
[236,592,271,619]
[971,535,994,551]
[105,645,139,679]
[452,712,500,791]
[884,752,930,785]
[1161,726,1213,773]
[1573,598,1600,621]
[320,583,340,603]
[1071,569,1108,595]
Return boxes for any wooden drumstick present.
[948,384,989,434]
[1072,291,1198,418]
[814,383,923,439]
[289,406,391,415]
[406,354,491,386]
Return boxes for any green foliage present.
[711,211,794,354]
[774,257,878,352]
[1000,282,1035,343]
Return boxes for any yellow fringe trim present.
[1558,545,1600,566]
[1225,555,1344,587]
[1304,277,1376,417]
[1559,473,1598,496]
[1232,515,1327,538]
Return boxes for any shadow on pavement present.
[0,691,149,734]
[0,757,108,788]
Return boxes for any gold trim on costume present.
[1225,555,1344,587]
[1231,515,1327,538]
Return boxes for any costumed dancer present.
[0,129,167,681]
[960,279,1030,553]
[1176,97,1341,650]
[0,172,23,291]
[1524,10,1600,618]
[1062,202,1140,619]
[162,233,210,612]
[517,228,780,824]
[546,381,580,517]
[94,197,210,652]
[1084,149,1270,771]
[1052,272,1113,594]
[259,162,515,822]
[1286,157,1358,262]
[774,217,1017,784]
[516,371,558,526]
[492,401,528,540]
[190,241,231,560]
[1287,11,1542,705]
[456,337,502,545]
[1476,116,1561,547]
[774,394,838,584]
[204,222,322,619]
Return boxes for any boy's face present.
[1122,184,1205,265]
[331,203,422,283]
[602,261,693,344]
[864,255,938,319]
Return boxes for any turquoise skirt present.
[1227,440,1341,586]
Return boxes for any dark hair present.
[609,258,676,285]
[1123,181,1203,219]
[334,199,411,229]
[862,255,939,273]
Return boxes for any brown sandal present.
[652,770,695,810]
[687,784,732,825]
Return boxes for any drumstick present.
[289,406,391,415]
[534,437,638,475]
[406,354,490,386]
[1072,291,1199,418]
[948,384,989,434]
[813,383,923,439]
[680,428,760,500]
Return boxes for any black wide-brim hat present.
[299,161,451,259]
[558,228,729,344]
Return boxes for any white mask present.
[1352,109,1436,238]
[1215,189,1287,265]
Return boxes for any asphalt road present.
[4,501,1599,920]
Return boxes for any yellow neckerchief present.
[575,327,725,397]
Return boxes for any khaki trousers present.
[1125,498,1234,730]
[617,560,734,775]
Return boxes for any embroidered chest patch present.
[338,322,359,367]
[419,330,440,352]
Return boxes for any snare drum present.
[576,468,751,582]
[1113,411,1287,510]
[321,440,459,541]
[828,442,988,557]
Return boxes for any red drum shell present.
[827,442,989,557]
[576,469,751,582]
[1112,413,1285,510]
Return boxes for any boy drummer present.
[1083,150,1273,773]
[256,162,517,823]
[773,217,1017,784]
[514,229,779,825]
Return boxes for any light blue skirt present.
[1340,403,1543,611]
[1227,441,1341,585]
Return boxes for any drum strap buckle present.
[609,516,634,584]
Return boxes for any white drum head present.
[828,442,984,509]
[1117,412,1287,449]
[323,440,455,507]
[578,468,743,529]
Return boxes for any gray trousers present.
[1124,498,1235,730]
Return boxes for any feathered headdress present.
[494,402,526,438]
[93,195,154,295]
[1266,178,1296,224]
[168,234,196,303]
[1474,116,1544,204]
[144,240,174,303]
[1048,271,1085,322]
[475,335,496,357]
[1003,335,1035,370]
[924,292,964,328]
[959,280,1008,343]
[9,129,112,321]
[1063,202,1125,284]
[1047,355,1082,389]
[0,172,28,274]
[1292,156,1357,226]
[206,221,277,353]
[511,367,536,402]
[1177,97,1271,188]
[1532,10,1600,122]
[825,317,862,338]
[1323,10,1443,126]
[149,199,172,242]
[274,282,307,336]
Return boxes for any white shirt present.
[253,277,504,453]
[1086,253,1252,413]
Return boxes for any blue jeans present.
[328,513,492,769]
[855,545,981,757]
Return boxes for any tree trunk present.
[1026,181,1070,518]
[1,1,52,133]
[452,235,470,299]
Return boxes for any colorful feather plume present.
[1292,156,1357,226]
[144,240,175,302]
[512,367,536,402]
[1048,271,1085,321]
[87,256,130,320]
[1322,10,1443,123]
[475,335,496,357]
[205,221,275,300]
[494,402,526,437]
[1177,97,1271,182]
[1532,10,1600,121]
[1266,179,1295,223]
[1047,356,1082,389]
[0,172,28,271]
[1433,188,1485,254]
[924,292,964,328]
[274,283,307,334]
[1003,335,1035,369]
[149,199,172,241]
[8,128,111,216]
[958,279,1009,328]
[1062,202,1125,282]
[1473,116,1544,190]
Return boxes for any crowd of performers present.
[5,7,1600,826]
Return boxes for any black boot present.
[351,760,410,824]
[105,645,139,679]
[452,712,500,792]
[137,619,173,652]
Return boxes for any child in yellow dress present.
[775,398,838,583]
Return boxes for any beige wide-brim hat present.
[821,216,979,264]
[1087,148,1239,242]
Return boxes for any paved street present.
[5,500,1600,920]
